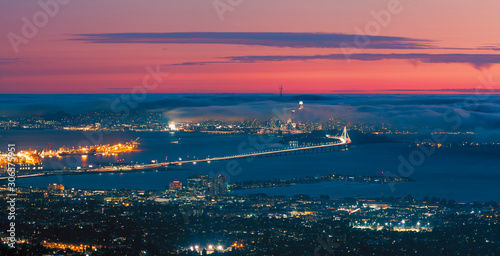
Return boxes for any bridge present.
[157,126,351,166]
[1,127,351,179]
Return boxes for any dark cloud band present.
[70,32,433,50]
[173,53,500,70]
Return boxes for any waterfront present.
[2,130,499,202]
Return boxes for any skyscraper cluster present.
[169,174,228,196]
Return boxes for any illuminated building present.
[187,174,208,190]
[16,163,44,171]
[209,175,228,195]
[169,181,182,190]
[47,184,65,191]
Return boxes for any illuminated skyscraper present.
[188,174,208,190]
[208,175,228,195]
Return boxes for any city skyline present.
[1,2,499,255]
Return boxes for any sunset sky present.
[1,0,500,94]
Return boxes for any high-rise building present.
[208,177,217,195]
[208,175,228,196]
[275,119,282,128]
[218,175,228,195]
[169,181,182,190]
[188,174,208,190]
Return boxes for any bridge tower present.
[341,126,351,143]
